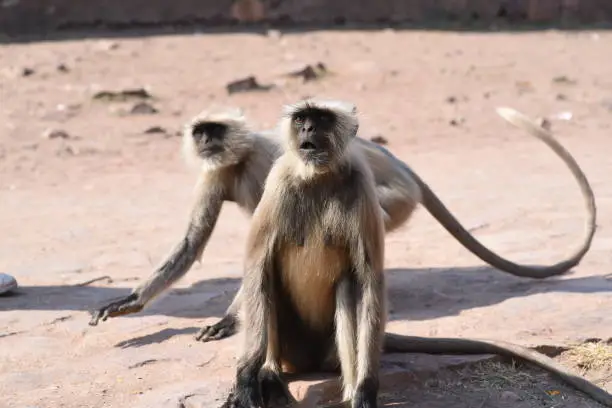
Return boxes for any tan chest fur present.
[278,229,350,331]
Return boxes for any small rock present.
[42,128,71,139]
[144,126,167,134]
[130,102,158,115]
[449,117,465,126]
[446,96,457,104]
[284,62,328,82]
[226,76,273,94]
[370,135,388,145]
[57,64,69,73]
[535,117,552,131]
[556,93,568,101]
[56,145,78,156]
[95,40,120,51]
[21,67,35,77]
[93,88,153,102]
[552,75,577,85]
[499,391,520,402]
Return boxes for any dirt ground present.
[1,27,612,408]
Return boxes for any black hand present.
[88,293,144,326]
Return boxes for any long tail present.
[384,333,612,407]
[395,107,596,278]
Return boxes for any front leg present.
[260,274,295,408]
[89,175,224,327]
[222,239,275,408]
[352,273,385,408]
[352,187,386,408]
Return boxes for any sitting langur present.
[223,100,611,408]
[89,104,597,345]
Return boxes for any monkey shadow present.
[384,266,612,322]
[114,327,200,348]
[0,277,241,322]
[2,267,610,325]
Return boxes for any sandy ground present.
[1,27,612,408]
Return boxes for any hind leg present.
[260,277,296,408]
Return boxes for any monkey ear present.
[348,123,359,139]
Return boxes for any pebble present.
[130,102,158,115]
[42,128,71,139]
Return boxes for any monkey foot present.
[88,293,144,326]
[260,369,296,408]
[195,314,238,342]
[220,388,263,408]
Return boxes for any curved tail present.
[384,333,612,407]
[407,107,596,278]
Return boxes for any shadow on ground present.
[2,266,610,323]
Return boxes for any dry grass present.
[566,342,612,372]
[456,360,572,407]
[467,360,533,390]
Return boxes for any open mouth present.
[299,141,317,151]
[199,146,223,156]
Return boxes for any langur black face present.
[292,107,338,166]
[191,121,229,158]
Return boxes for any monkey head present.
[280,99,359,171]
[182,107,254,169]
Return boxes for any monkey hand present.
[88,293,144,326]
[195,314,238,342]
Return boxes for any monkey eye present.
[293,113,305,126]
[192,123,206,138]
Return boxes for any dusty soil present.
[1,27,612,408]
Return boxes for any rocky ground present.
[1,27,611,408]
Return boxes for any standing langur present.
[224,100,611,408]
[89,105,596,347]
